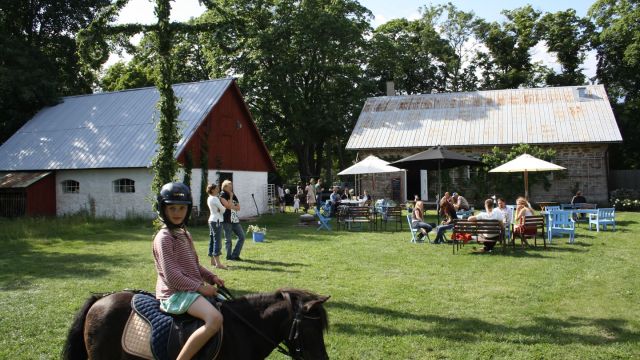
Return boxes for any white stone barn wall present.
[56,168,268,219]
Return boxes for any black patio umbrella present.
[391,146,481,217]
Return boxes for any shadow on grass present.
[329,301,640,345]
[240,259,307,267]
[0,240,138,290]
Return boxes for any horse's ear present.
[303,295,330,312]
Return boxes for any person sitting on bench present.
[434,199,457,244]
[467,199,503,253]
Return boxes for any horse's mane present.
[231,288,329,332]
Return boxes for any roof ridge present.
[63,78,235,99]
[370,84,604,100]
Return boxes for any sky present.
[111,0,598,78]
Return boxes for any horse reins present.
[217,286,305,359]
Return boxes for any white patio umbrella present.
[489,153,565,199]
[338,155,402,193]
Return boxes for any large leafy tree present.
[366,18,451,95]
[78,0,222,200]
[475,5,550,89]
[590,0,640,169]
[0,0,109,144]
[200,0,371,181]
[538,9,594,86]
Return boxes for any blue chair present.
[588,208,616,232]
[406,215,430,243]
[544,205,561,211]
[316,211,331,231]
[548,210,576,244]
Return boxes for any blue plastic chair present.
[588,208,616,232]
[316,211,331,231]
[548,210,576,244]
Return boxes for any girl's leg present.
[212,223,226,269]
[230,223,245,259]
[177,296,223,360]
[222,223,233,259]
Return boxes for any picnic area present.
[1,211,638,359]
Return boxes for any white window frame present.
[113,178,135,193]
[62,180,80,194]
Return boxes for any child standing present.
[153,182,225,360]
[293,194,300,213]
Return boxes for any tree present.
[475,5,549,89]
[538,9,594,86]
[77,0,222,202]
[200,0,371,182]
[0,0,110,144]
[366,18,451,95]
[590,0,640,169]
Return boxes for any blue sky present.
[361,0,594,26]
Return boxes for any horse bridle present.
[217,287,317,360]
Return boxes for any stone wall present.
[358,143,611,206]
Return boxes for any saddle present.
[122,293,223,360]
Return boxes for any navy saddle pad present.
[131,293,222,360]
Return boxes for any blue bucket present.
[252,232,265,242]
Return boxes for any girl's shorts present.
[159,292,201,314]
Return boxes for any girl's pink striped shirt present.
[152,227,216,300]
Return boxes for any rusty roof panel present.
[346,85,622,150]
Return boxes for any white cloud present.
[372,13,388,28]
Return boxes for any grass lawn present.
[1,211,639,359]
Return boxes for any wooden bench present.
[452,219,504,254]
[343,206,373,231]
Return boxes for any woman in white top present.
[207,184,227,269]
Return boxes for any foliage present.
[475,5,550,89]
[473,144,557,201]
[245,224,267,234]
[183,150,193,188]
[1,213,640,358]
[610,188,640,210]
[538,9,595,86]
[0,0,109,144]
[199,0,372,181]
[199,129,209,211]
[589,0,640,169]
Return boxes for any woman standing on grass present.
[220,180,245,261]
[153,182,225,360]
[207,183,227,269]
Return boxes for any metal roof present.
[0,172,51,188]
[346,85,623,150]
[0,79,234,170]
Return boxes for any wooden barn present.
[346,85,623,205]
[0,79,275,218]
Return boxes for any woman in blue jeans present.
[207,184,227,269]
[219,180,245,261]
[434,199,458,243]
[411,201,433,241]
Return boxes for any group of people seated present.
[327,187,370,216]
[411,192,538,252]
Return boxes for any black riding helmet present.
[157,182,193,228]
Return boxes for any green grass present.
[1,212,639,359]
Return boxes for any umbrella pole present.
[524,170,529,200]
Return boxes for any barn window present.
[113,178,135,193]
[62,180,80,193]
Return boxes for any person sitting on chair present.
[329,186,341,216]
[513,196,535,247]
[452,192,470,211]
[434,199,457,244]
[468,198,503,253]
[411,201,433,241]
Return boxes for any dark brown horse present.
[63,288,330,360]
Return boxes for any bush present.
[610,188,640,211]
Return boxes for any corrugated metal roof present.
[0,79,233,170]
[346,85,623,150]
[0,172,51,188]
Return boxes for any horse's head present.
[277,289,330,360]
